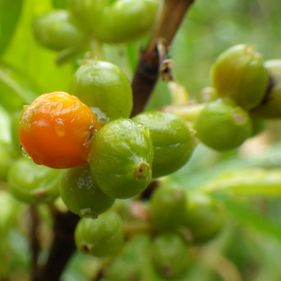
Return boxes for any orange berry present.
[19,91,98,168]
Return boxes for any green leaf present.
[225,199,281,244]
[0,62,37,111]
[204,168,281,197]
[0,0,23,56]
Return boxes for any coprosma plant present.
[1,0,281,281]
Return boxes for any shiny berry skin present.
[33,10,85,51]
[184,193,225,244]
[71,61,133,121]
[89,119,153,199]
[60,164,114,217]
[19,92,98,168]
[211,44,269,110]
[195,99,252,151]
[151,233,190,279]
[150,185,187,232]
[133,111,195,178]
[8,157,61,204]
[75,212,124,257]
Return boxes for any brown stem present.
[32,211,79,281]
[29,206,40,276]
[131,0,196,116]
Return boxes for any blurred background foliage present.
[1,0,281,280]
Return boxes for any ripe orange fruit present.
[19,91,98,168]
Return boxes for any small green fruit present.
[195,99,252,151]
[33,10,85,51]
[133,111,195,178]
[150,185,187,232]
[75,211,124,257]
[252,60,281,118]
[71,61,133,120]
[151,233,190,279]
[211,44,269,110]
[60,165,114,217]
[89,119,153,199]
[184,193,225,244]
[8,157,61,204]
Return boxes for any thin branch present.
[29,206,40,277]
[32,211,79,281]
[131,0,196,116]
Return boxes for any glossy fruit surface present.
[8,157,61,204]
[151,233,190,279]
[19,92,97,168]
[252,60,281,118]
[89,119,153,199]
[60,164,114,217]
[211,44,269,110]
[96,0,159,43]
[150,185,187,232]
[72,61,132,121]
[184,193,225,244]
[68,0,107,33]
[133,111,195,178]
[75,211,124,257]
[195,99,252,151]
[33,10,85,51]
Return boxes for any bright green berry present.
[184,193,225,244]
[151,233,190,280]
[71,61,133,120]
[89,119,153,199]
[59,165,114,217]
[8,157,61,204]
[150,185,187,232]
[211,44,269,110]
[133,111,195,178]
[195,99,252,151]
[75,211,124,257]
[33,10,86,51]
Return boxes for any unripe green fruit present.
[59,165,114,217]
[95,0,159,43]
[195,99,252,151]
[89,119,153,199]
[71,61,132,120]
[33,10,85,51]
[133,112,195,178]
[151,233,190,280]
[184,193,225,244]
[75,212,124,257]
[150,185,187,232]
[8,157,61,204]
[252,60,281,118]
[211,44,269,110]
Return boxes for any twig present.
[29,206,40,277]
[32,211,79,281]
[131,0,196,116]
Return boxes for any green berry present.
[184,193,225,244]
[71,61,133,120]
[195,99,252,151]
[151,233,190,280]
[252,60,281,118]
[59,165,114,217]
[211,44,269,110]
[33,10,85,51]
[150,185,187,232]
[75,211,124,257]
[89,119,153,199]
[133,111,195,178]
[8,157,61,204]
